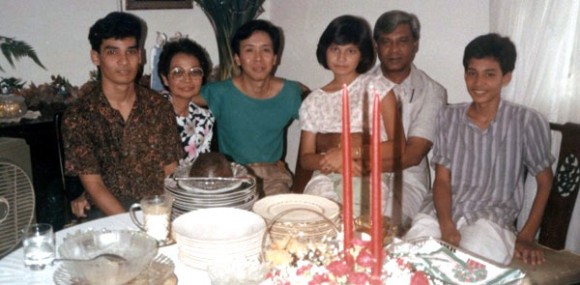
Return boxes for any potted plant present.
[0,36,45,72]
[194,0,265,80]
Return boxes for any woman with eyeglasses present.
[157,38,215,162]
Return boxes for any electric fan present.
[0,160,35,258]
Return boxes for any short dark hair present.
[463,33,517,74]
[316,15,375,74]
[231,19,281,55]
[157,38,213,86]
[373,10,420,41]
[88,12,142,52]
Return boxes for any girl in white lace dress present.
[299,15,404,217]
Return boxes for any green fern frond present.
[0,36,46,72]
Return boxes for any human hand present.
[71,192,90,218]
[319,148,342,173]
[514,238,545,265]
[352,159,363,176]
[440,224,461,247]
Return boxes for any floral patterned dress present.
[163,91,214,162]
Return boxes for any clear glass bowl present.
[0,94,27,123]
[58,229,158,285]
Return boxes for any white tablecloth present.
[0,213,212,284]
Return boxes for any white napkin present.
[23,110,41,120]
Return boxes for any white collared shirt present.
[368,64,448,220]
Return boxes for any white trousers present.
[404,213,516,265]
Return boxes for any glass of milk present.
[129,193,173,245]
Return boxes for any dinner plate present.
[178,251,261,271]
[177,245,262,260]
[53,254,175,285]
[172,162,248,179]
[170,163,250,194]
[168,186,255,199]
[252,194,340,222]
[173,193,257,208]
[171,189,255,205]
[173,208,266,241]
[177,177,245,193]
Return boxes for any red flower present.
[355,249,375,268]
[347,272,371,285]
[352,238,370,248]
[396,257,412,270]
[308,273,330,285]
[327,260,350,277]
[411,271,430,285]
[297,264,313,275]
[467,259,485,269]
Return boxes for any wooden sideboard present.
[0,115,68,230]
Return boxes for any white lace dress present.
[299,74,395,217]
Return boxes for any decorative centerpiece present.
[260,86,392,284]
[262,236,434,285]
[15,75,83,117]
[0,93,27,122]
[0,74,92,121]
[258,87,526,285]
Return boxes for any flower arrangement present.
[0,72,98,119]
[16,75,78,107]
[262,237,431,285]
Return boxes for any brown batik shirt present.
[62,84,183,201]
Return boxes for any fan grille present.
[0,161,35,257]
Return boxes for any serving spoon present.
[54,253,127,263]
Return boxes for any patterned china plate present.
[252,194,340,222]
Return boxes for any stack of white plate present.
[165,163,259,220]
[252,194,341,242]
[172,208,266,270]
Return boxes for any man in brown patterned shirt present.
[62,12,183,218]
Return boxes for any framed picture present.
[126,0,193,10]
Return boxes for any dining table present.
[0,212,212,285]
[0,210,564,284]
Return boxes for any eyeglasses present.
[169,67,204,80]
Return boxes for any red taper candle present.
[371,92,383,282]
[341,84,353,255]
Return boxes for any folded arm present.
[300,131,363,176]
[299,130,326,172]
[363,90,418,172]
[381,137,432,171]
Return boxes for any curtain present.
[490,0,580,124]
[491,0,580,253]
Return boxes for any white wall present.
[272,1,490,170]
[0,0,219,87]
[0,0,489,170]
